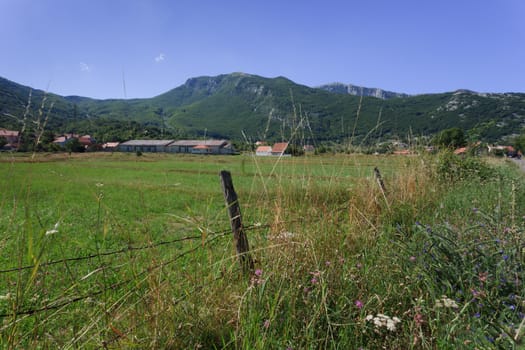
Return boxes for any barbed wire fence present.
[0,224,275,319]
[0,168,330,347]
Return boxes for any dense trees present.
[433,127,467,148]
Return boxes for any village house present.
[52,134,96,149]
[166,140,235,154]
[118,139,236,154]
[53,133,79,147]
[78,135,95,147]
[118,140,175,153]
[255,145,272,156]
[102,142,120,152]
[0,128,20,150]
[255,142,290,156]
[271,142,289,156]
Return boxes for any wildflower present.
[311,277,318,284]
[355,263,363,269]
[472,207,479,213]
[263,319,270,329]
[435,296,459,309]
[414,312,424,327]
[251,269,264,286]
[0,293,12,301]
[478,271,488,283]
[386,319,397,331]
[325,261,331,267]
[365,313,401,332]
[474,312,481,318]
[355,300,364,309]
[276,231,295,239]
[409,256,417,263]
[45,222,60,236]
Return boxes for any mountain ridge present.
[1,73,525,144]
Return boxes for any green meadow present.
[1,152,525,349]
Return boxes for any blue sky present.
[1,0,523,99]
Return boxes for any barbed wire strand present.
[0,234,227,319]
[0,222,277,274]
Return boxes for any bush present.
[435,152,493,183]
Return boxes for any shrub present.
[435,151,492,183]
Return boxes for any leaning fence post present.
[373,167,387,194]
[219,170,254,272]
[374,167,390,209]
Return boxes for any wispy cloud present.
[154,53,165,63]
[80,62,91,72]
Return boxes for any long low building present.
[118,139,236,154]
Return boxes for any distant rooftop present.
[169,140,228,147]
[120,140,175,146]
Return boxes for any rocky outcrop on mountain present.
[318,82,409,99]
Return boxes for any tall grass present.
[0,151,523,348]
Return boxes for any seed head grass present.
[0,151,523,348]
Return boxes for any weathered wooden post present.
[220,170,254,272]
[374,167,390,210]
[373,167,387,194]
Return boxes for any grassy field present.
[0,151,524,349]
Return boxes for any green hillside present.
[1,74,524,144]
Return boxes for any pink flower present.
[355,300,364,309]
[263,319,270,329]
[311,277,318,284]
[409,256,417,263]
[254,269,263,277]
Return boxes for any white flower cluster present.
[0,292,12,301]
[365,314,401,332]
[435,296,459,309]
[45,222,60,236]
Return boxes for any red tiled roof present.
[53,136,67,143]
[271,142,289,154]
[256,146,272,153]
[0,129,19,137]
[79,136,93,145]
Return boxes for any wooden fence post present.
[374,167,390,210]
[219,170,254,272]
[373,167,387,194]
